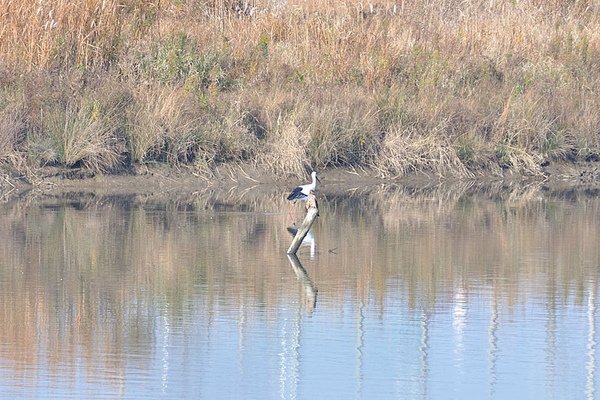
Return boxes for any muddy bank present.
[1,160,599,202]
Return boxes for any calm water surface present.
[0,183,598,399]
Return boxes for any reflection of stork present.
[287,225,316,258]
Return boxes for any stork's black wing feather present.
[287,186,303,201]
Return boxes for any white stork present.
[287,171,319,202]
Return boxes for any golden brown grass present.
[0,101,27,169]
[126,85,202,164]
[42,102,124,171]
[1,0,599,177]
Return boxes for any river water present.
[0,182,598,399]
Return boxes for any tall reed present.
[0,0,598,177]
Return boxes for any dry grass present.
[0,0,154,70]
[0,101,27,169]
[126,85,201,164]
[40,101,124,171]
[0,0,599,177]
[374,126,470,178]
[253,87,379,175]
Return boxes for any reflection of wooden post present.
[287,254,317,313]
[287,207,318,255]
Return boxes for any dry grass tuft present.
[126,86,199,164]
[259,107,311,177]
[41,102,124,171]
[0,102,27,168]
[374,125,470,179]
[252,87,379,177]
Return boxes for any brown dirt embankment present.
[1,160,598,202]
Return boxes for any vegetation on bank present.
[0,0,599,180]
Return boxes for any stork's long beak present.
[316,176,321,183]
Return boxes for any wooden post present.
[287,207,319,255]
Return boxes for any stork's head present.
[311,171,321,183]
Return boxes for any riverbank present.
[1,158,598,203]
